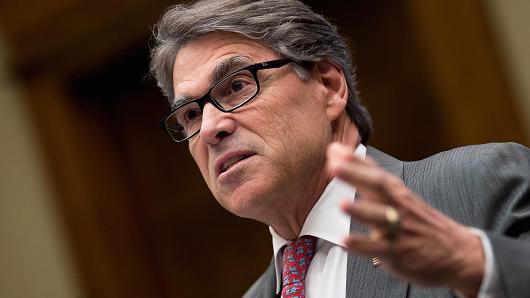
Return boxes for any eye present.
[174,103,202,128]
[184,108,200,122]
[211,70,257,106]
[225,76,252,95]
[230,80,248,93]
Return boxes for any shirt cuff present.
[463,228,503,298]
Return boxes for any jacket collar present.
[345,146,408,298]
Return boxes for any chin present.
[215,178,276,221]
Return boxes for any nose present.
[199,103,236,145]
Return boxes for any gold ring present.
[370,206,401,241]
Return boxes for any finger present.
[336,163,396,204]
[327,143,373,175]
[327,144,390,188]
[342,233,391,257]
[340,199,393,228]
[327,142,359,163]
[364,155,378,166]
[330,157,411,207]
[327,143,429,215]
[327,143,379,168]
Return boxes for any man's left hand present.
[327,143,484,296]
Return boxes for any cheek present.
[264,91,328,142]
[248,93,330,168]
[254,89,321,131]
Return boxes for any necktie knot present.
[281,235,317,298]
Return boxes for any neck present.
[269,116,360,240]
[269,171,329,240]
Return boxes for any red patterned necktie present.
[281,235,317,298]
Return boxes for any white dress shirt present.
[268,144,501,298]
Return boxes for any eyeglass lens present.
[165,69,258,141]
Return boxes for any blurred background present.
[0,0,528,297]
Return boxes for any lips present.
[215,151,256,177]
[222,155,249,172]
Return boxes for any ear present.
[315,60,348,121]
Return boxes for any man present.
[150,0,530,297]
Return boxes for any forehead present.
[171,32,277,104]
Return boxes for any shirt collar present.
[269,144,366,292]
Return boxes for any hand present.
[326,143,484,296]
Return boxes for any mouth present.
[215,151,256,177]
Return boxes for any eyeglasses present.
[160,58,295,143]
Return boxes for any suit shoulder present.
[406,142,530,177]
[402,143,529,228]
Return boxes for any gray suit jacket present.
[243,143,530,298]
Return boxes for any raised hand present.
[327,143,484,296]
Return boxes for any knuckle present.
[385,175,403,189]
[393,187,410,199]
[373,171,388,189]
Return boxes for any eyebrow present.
[209,55,253,86]
[172,55,253,109]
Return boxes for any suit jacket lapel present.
[345,146,409,297]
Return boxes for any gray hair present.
[150,0,372,143]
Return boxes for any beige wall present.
[487,0,530,143]
[0,34,82,298]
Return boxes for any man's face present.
[172,32,335,223]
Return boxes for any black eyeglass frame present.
[160,57,297,143]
